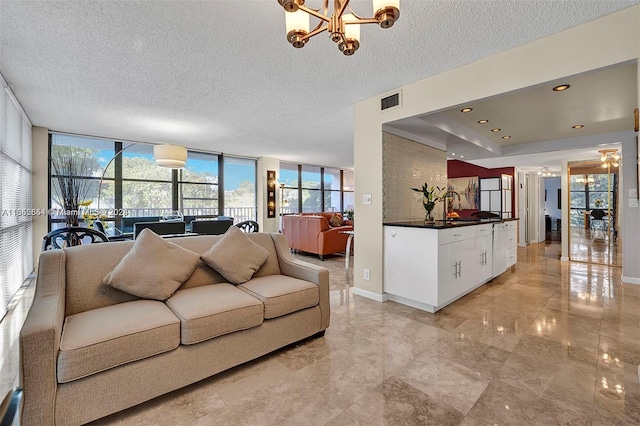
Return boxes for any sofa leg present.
[319,255,324,261]
[313,330,326,338]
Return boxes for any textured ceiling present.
[0,0,637,169]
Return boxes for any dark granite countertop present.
[384,218,519,229]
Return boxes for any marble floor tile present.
[394,351,492,415]
[342,333,424,375]
[6,241,640,425]
[453,309,534,351]
[429,332,511,377]
[292,348,385,410]
[345,376,464,426]
[227,375,343,425]
[465,378,591,426]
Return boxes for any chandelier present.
[278,0,400,56]
[599,149,620,168]
[537,167,555,177]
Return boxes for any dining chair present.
[42,227,109,250]
[235,220,259,233]
[191,219,234,235]
[133,221,186,239]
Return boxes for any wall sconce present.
[267,170,276,218]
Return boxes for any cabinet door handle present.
[458,261,462,277]
[453,233,463,237]
[453,262,458,278]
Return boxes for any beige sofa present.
[20,233,329,425]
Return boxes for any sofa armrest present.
[20,249,66,426]
[270,233,330,330]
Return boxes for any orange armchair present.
[282,213,353,260]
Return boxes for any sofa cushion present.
[57,300,180,383]
[238,275,319,319]
[103,228,200,300]
[200,225,269,284]
[166,284,264,345]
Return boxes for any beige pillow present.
[200,225,269,284]
[104,228,200,300]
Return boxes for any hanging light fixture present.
[153,144,188,169]
[278,0,400,56]
[599,149,620,168]
[537,167,553,177]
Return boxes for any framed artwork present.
[447,177,479,210]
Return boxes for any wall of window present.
[49,133,257,231]
[0,76,33,320]
[569,173,617,227]
[280,162,354,215]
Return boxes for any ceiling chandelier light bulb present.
[285,9,310,48]
[279,0,400,55]
[339,14,360,56]
[613,152,621,160]
[373,0,400,28]
[600,153,608,162]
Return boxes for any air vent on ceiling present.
[380,93,400,111]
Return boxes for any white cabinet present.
[493,221,517,276]
[384,221,517,313]
[437,233,477,306]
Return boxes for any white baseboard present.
[352,287,388,302]
[560,256,569,262]
[622,276,640,285]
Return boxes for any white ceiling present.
[0,0,638,169]
[387,62,637,173]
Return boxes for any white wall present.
[354,6,640,296]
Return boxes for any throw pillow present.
[200,225,269,284]
[329,213,344,227]
[103,228,200,300]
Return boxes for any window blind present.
[0,74,33,320]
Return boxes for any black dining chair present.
[42,227,109,250]
[191,219,234,235]
[133,221,186,239]
[236,220,259,233]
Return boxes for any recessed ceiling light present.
[460,155,465,158]
[460,108,473,113]
[502,135,511,139]
[572,124,584,129]
[451,152,456,156]
[553,84,570,92]
[491,128,501,132]
[478,119,489,124]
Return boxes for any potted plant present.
[411,183,454,223]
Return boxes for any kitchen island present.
[384,219,518,313]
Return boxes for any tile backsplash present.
[382,132,447,222]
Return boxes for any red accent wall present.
[447,160,516,218]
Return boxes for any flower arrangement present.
[411,183,449,222]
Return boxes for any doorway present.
[567,160,621,266]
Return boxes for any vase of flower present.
[411,183,449,224]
